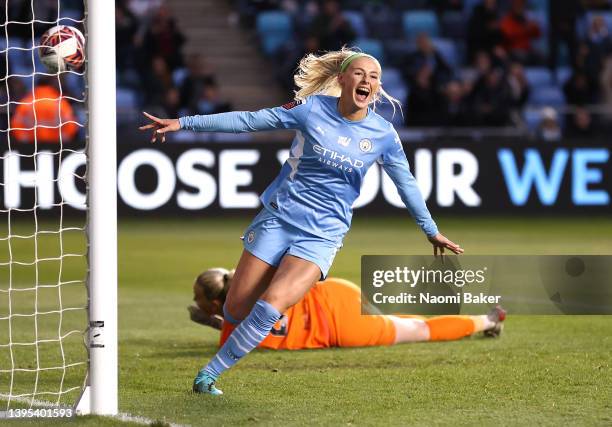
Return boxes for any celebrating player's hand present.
[428,233,464,257]
[139,112,180,143]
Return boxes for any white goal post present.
[0,0,118,417]
[77,0,118,416]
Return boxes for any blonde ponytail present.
[293,46,403,119]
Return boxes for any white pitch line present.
[0,394,189,426]
[114,412,190,427]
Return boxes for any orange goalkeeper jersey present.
[219,278,396,349]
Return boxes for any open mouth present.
[355,87,370,102]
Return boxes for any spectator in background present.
[143,56,174,108]
[405,65,441,127]
[548,0,582,72]
[180,55,217,113]
[507,61,530,108]
[143,5,186,71]
[537,107,562,141]
[586,15,612,76]
[162,88,182,118]
[116,0,140,73]
[469,66,513,126]
[401,33,452,89]
[282,0,319,33]
[362,2,401,41]
[310,0,355,51]
[463,51,493,93]
[565,106,597,137]
[563,70,596,105]
[10,78,79,144]
[499,0,542,64]
[277,35,320,91]
[195,82,232,115]
[467,0,503,63]
[440,80,470,126]
[573,41,601,84]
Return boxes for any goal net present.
[0,0,117,416]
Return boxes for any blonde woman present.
[140,48,463,395]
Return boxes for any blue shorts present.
[241,208,342,279]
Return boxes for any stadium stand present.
[113,0,612,139]
[227,0,612,139]
[6,0,611,141]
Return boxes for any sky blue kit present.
[179,95,438,276]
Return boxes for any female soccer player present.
[189,268,505,350]
[140,48,463,395]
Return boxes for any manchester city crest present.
[359,138,372,152]
[247,230,255,243]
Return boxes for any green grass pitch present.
[2,215,612,426]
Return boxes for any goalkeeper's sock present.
[202,299,281,380]
[425,316,478,341]
[425,315,497,341]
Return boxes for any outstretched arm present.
[381,131,463,256]
[139,98,314,143]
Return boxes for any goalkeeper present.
[189,268,506,350]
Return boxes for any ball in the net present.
[39,25,85,73]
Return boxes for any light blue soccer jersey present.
[179,95,438,241]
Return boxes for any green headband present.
[340,53,377,73]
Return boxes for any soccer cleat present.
[483,305,506,338]
[192,370,223,396]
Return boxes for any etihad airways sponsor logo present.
[313,144,364,172]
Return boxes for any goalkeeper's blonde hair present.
[293,46,402,116]
[195,268,234,302]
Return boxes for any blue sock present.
[203,300,281,379]
[223,303,241,325]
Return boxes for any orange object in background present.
[10,85,79,143]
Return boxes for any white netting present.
[0,0,88,409]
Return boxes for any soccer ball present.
[39,25,85,73]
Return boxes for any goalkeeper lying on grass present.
[189,268,506,349]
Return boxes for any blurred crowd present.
[3,0,612,143]
[0,0,233,144]
[115,0,232,122]
[0,0,89,143]
[237,0,612,139]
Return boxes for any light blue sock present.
[223,303,241,325]
[203,300,281,379]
